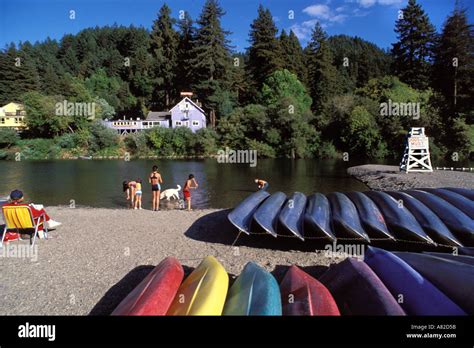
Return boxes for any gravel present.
[348,164,473,191]
[0,207,343,315]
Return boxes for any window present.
[0,118,4,124]
[192,120,199,126]
[175,121,182,126]
[16,110,21,116]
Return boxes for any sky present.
[0,0,471,51]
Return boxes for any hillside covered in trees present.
[0,0,472,161]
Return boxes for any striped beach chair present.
[1,205,48,248]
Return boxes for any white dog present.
[160,185,181,200]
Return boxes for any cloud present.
[354,0,404,7]
[303,4,332,19]
[290,19,327,41]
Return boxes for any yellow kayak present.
[167,256,229,315]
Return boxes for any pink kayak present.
[112,257,184,315]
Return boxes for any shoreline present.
[348,164,473,191]
[0,207,343,315]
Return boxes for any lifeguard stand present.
[400,127,433,173]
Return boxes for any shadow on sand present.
[184,209,453,253]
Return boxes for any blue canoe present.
[223,262,282,315]
[419,188,474,219]
[365,247,466,315]
[460,247,474,256]
[253,192,287,237]
[304,193,336,241]
[345,191,394,240]
[363,191,434,244]
[394,252,474,314]
[444,187,474,201]
[404,190,474,245]
[326,192,370,242]
[228,190,270,234]
[386,191,462,247]
[319,258,405,315]
[278,192,307,241]
[423,252,474,266]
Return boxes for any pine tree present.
[433,4,473,118]
[391,0,436,90]
[175,11,195,94]
[280,30,307,85]
[247,5,283,92]
[149,4,179,109]
[306,22,341,113]
[191,0,233,128]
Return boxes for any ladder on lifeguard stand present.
[400,127,433,173]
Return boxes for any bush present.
[0,128,20,148]
[17,138,61,159]
[88,122,119,153]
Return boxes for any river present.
[0,158,376,209]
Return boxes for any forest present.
[0,0,472,161]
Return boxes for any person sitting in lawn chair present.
[2,190,61,242]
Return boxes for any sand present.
[348,164,473,191]
[0,207,343,315]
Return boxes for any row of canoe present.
[112,247,474,316]
[228,187,474,247]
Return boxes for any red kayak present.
[280,265,340,316]
[112,257,184,315]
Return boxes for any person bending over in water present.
[183,174,198,211]
[255,178,268,191]
[124,180,137,208]
[134,179,143,210]
[149,166,163,211]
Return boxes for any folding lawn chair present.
[1,205,48,248]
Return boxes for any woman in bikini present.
[183,174,198,211]
[149,166,163,211]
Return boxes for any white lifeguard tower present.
[400,127,433,173]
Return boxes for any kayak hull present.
[304,193,336,241]
[253,192,287,237]
[278,192,307,240]
[420,188,474,219]
[228,190,270,234]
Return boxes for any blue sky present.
[0,0,471,51]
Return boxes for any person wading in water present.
[149,166,163,211]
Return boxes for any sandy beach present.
[348,164,473,191]
[0,207,343,315]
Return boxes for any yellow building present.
[0,102,27,130]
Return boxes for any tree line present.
[0,0,472,160]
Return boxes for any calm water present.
[0,159,375,209]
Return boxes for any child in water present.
[183,174,198,211]
[134,179,143,210]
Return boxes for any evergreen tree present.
[280,30,307,85]
[306,23,341,113]
[433,5,473,119]
[391,0,436,90]
[149,4,179,109]
[175,11,195,94]
[247,5,283,92]
[191,0,233,128]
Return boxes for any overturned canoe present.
[304,193,336,241]
[420,188,474,219]
[326,192,370,242]
[364,191,434,244]
[345,191,394,240]
[444,187,474,201]
[394,252,474,314]
[280,265,340,316]
[253,191,287,237]
[278,192,307,241]
[167,256,229,315]
[386,191,462,247]
[404,190,474,245]
[111,257,184,316]
[365,247,466,315]
[223,262,282,316]
[228,190,270,234]
[423,251,474,266]
[319,258,405,316]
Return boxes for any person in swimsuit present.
[134,179,143,210]
[183,174,198,211]
[149,166,163,211]
[127,180,137,208]
[255,178,268,191]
